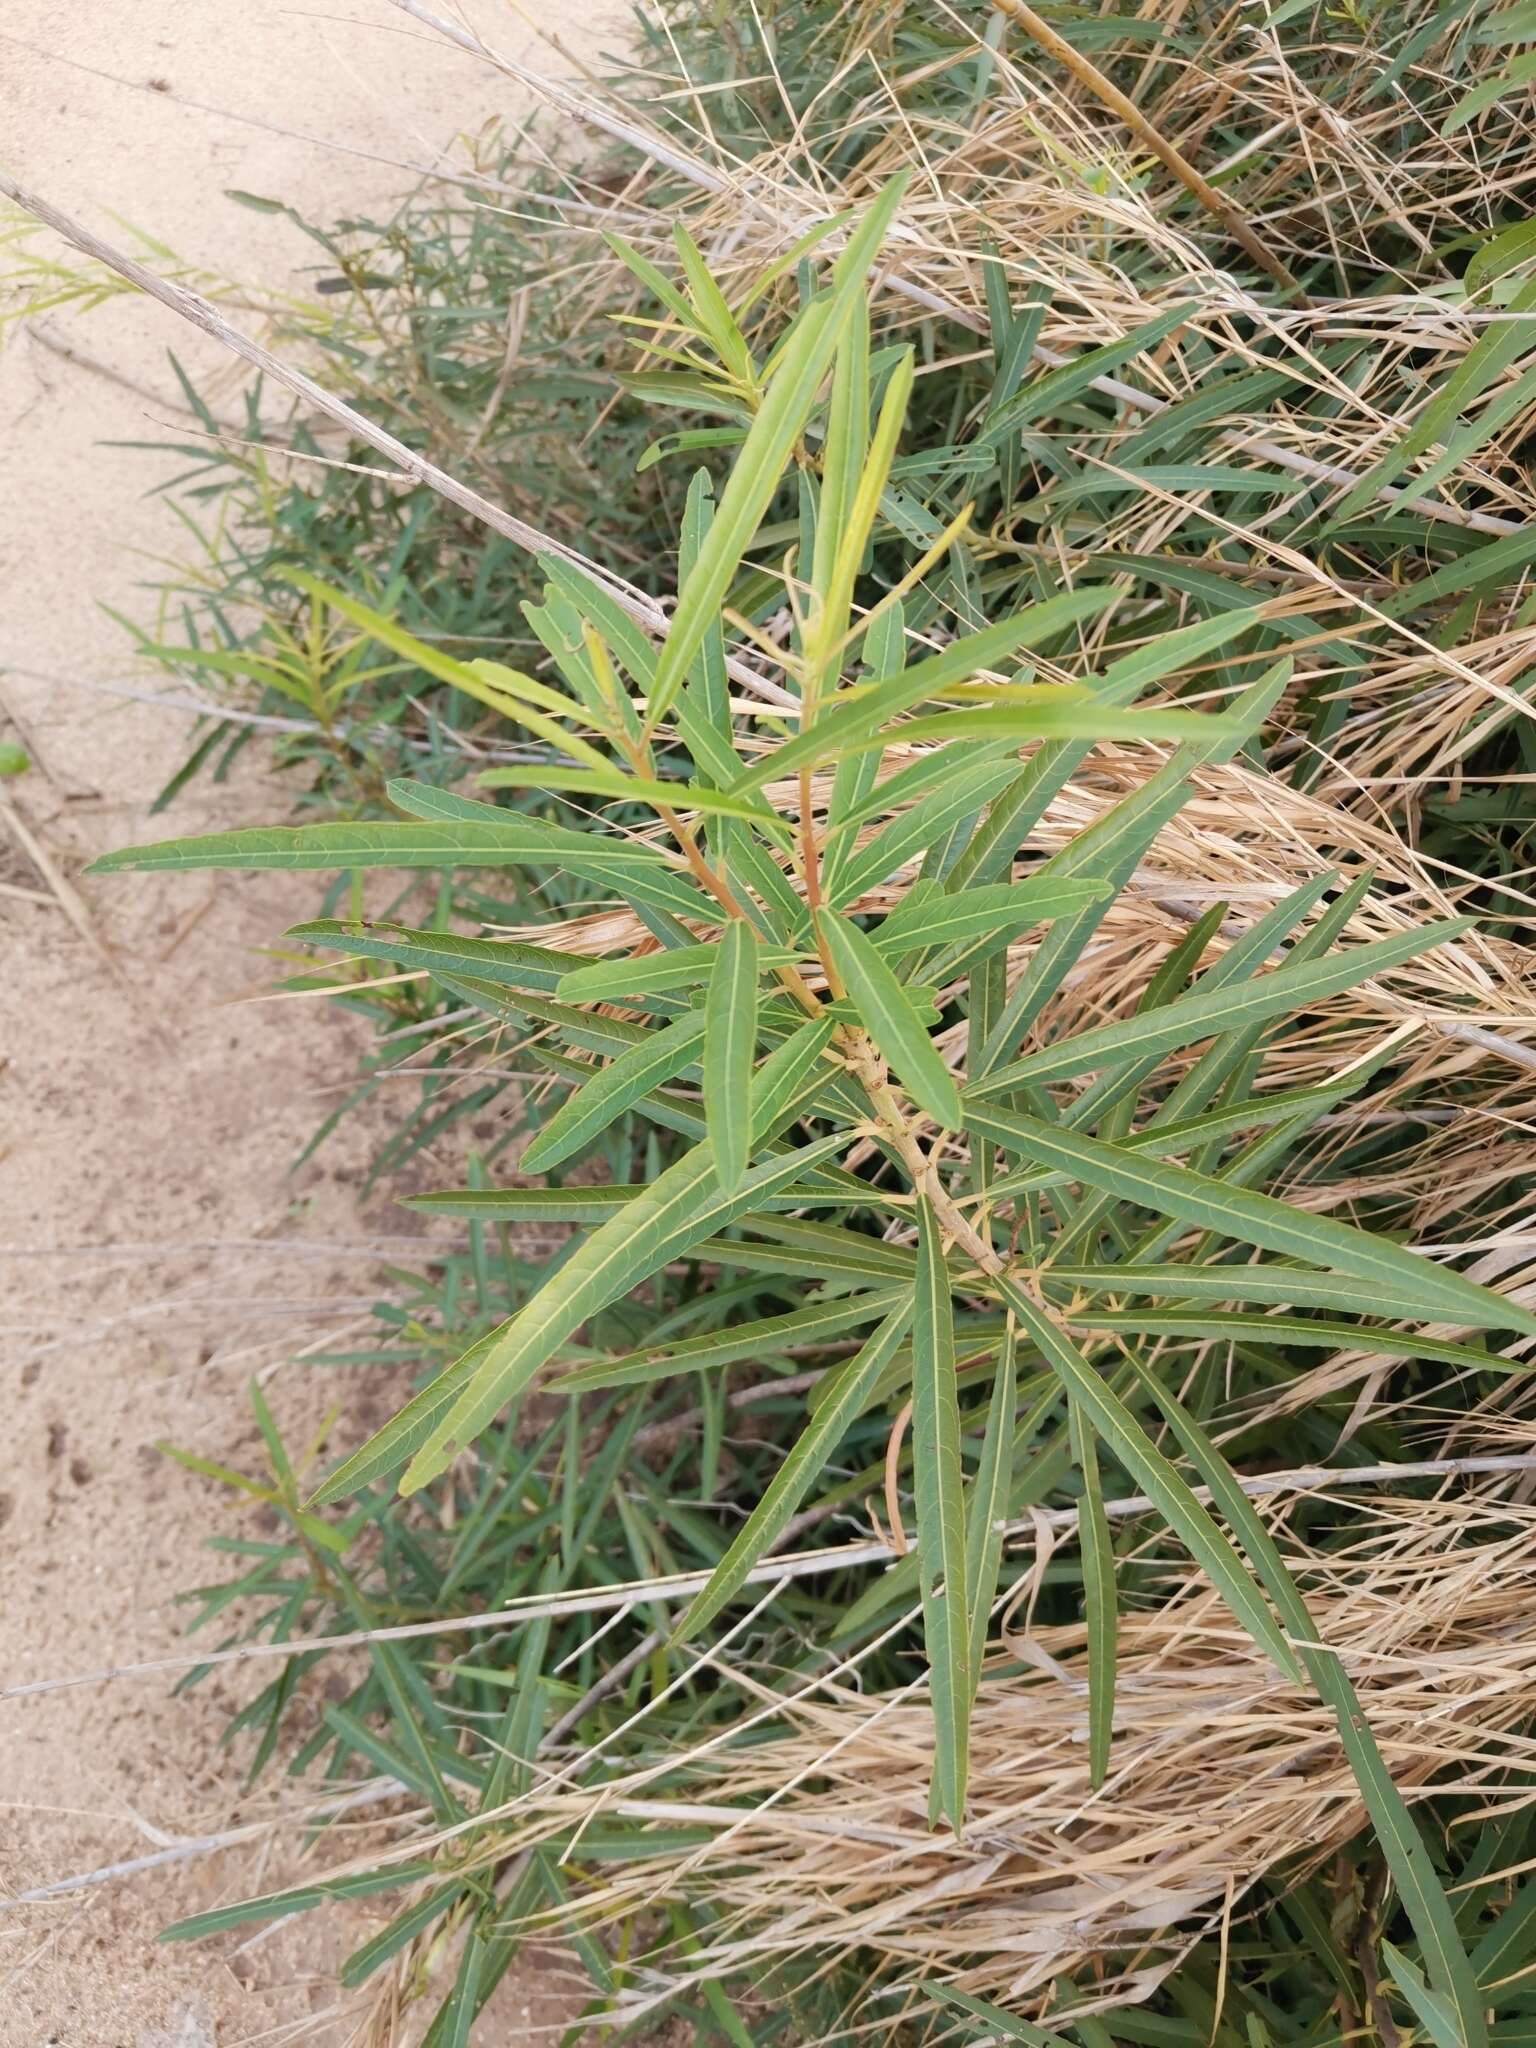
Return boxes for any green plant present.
[94,195,1536,2042]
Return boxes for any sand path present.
[1,6,615,2038]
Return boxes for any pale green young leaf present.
[644,177,910,729]
[278,570,610,768]
[730,590,1117,793]
[672,223,754,387]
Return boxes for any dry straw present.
[446,1478,1536,2032]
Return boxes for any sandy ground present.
[0,5,618,2040]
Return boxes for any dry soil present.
[1,6,617,2040]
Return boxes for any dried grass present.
[459,1471,1536,2032]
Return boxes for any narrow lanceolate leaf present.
[821,910,962,1128]
[704,920,759,1188]
[876,877,1109,956]
[963,1324,1017,1696]
[913,1199,970,1832]
[675,1301,914,1640]
[552,1288,909,1394]
[520,1010,708,1174]
[558,942,801,1004]
[278,570,610,768]
[1074,1313,1516,1374]
[1068,1398,1116,1791]
[89,819,703,936]
[311,1324,503,1504]
[643,177,910,728]
[1129,1361,1487,2048]
[1042,1261,1466,1321]
[983,1108,1536,1334]
[998,1282,1301,1682]
[399,1132,850,1496]
[968,918,1470,1097]
[288,919,571,992]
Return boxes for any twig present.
[0,172,799,713]
[989,0,1309,302]
[0,792,115,973]
[1,1777,407,1909]
[7,1453,1535,1705]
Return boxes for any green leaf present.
[974,303,1196,445]
[1383,1943,1467,2048]
[970,917,1471,1097]
[731,590,1118,793]
[474,765,787,835]
[279,570,609,767]
[964,1323,1017,1695]
[643,177,910,728]
[557,941,800,1003]
[980,1107,1536,1334]
[877,876,1109,955]
[998,1283,1302,1682]
[553,1287,909,1394]
[1043,1260,1472,1320]
[398,1132,850,1495]
[821,909,962,1127]
[913,1198,970,1831]
[675,1301,914,1639]
[288,918,570,992]
[1069,1397,1117,1791]
[703,920,759,1188]
[1073,1311,1517,1374]
[519,1010,708,1174]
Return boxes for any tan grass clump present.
[462,1480,1536,2031]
